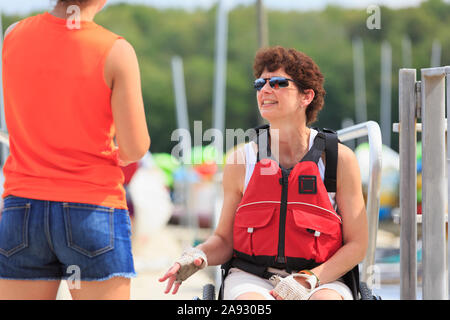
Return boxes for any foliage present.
[2,0,450,153]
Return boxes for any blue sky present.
[0,0,433,15]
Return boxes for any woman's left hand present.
[269,274,313,300]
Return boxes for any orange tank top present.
[2,12,127,209]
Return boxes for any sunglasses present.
[253,76,298,91]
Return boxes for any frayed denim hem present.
[69,272,138,282]
[0,272,137,282]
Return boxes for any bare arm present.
[310,143,369,284]
[159,147,246,294]
[196,148,245,265]
[106,39,150,163]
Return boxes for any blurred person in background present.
[0,0,149,299]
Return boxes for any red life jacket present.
[232,126,342,273]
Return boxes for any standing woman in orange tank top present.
[0,0,150,299]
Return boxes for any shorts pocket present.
[63,203,114,258]
[0,202,31,257]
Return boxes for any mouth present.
[261,99,278,108]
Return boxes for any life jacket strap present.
[312,127,339,193]
[323,129,338,193]
[230,258,277,280]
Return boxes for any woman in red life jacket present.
[160,46,368,300]
[0,0,149,299]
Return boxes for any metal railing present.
[337,121,383,286]
[397,66,450,300]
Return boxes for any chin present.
[259,110,277,123]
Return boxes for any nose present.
[259,80,273,93]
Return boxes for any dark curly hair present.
[253,46,325,125]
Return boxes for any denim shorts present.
[0,195,137,281]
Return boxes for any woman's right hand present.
[158,247,207,294]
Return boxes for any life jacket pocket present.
[233,205,278,257]
[286,206,342,263]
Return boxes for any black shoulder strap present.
[252,124,271,162]
[303,132,326,163]
[324,129,338,193]
[313,127,339,193]
[253,123,270,134]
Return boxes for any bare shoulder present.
[4,22,20,38]
[105,39,139,89]
[105,38,139,76]
[337,143,359,169]
[108,39,137,64]
[336,142,363,194]
[110,38,136,56]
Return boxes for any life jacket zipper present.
[277,168,290,264]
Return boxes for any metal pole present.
[171,56,191,162]
[447,70,450,299]
[256,0,268,49]
[171,56,190,132]
[421,67,447,300]
[398,69,417,300]
[171,55,199,243]
[255,0,268,126]
[212,0,228,155]
[211,1,229,288]
[341,118,355,150]
[352,37,367,125]
[402,36,412,68]
[431,39,441,68]
[380,41,392,147]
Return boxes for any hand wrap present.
[174,247,208,283]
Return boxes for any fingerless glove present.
[174,247,208,283]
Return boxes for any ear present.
[300,89,315,108]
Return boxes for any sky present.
[0,0,433,16]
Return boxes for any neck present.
[270,122,309,146]
[50,2,99,22]
[269,113,309,144]
[269,121,310,166]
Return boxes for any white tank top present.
[243,128,336,208]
